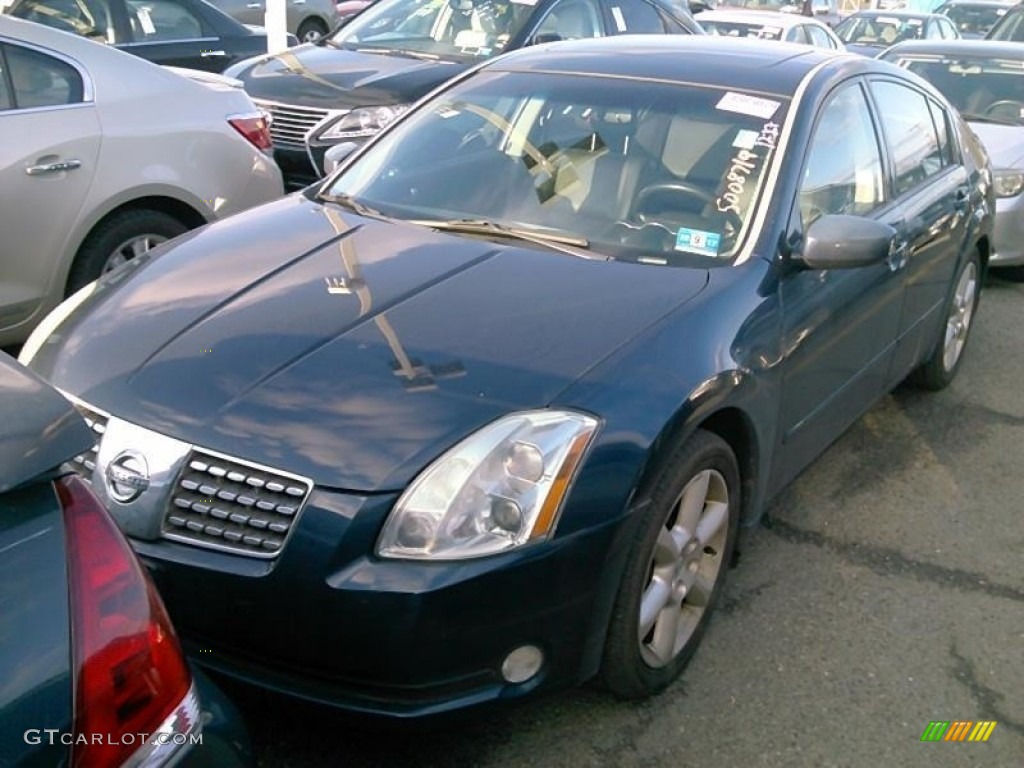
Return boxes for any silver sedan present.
[0,16,284,346]
[882,39,1024,279]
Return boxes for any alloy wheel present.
[942,260,977,373]
[102,234,167,274]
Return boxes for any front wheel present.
[297,18,328,43]
[909,250,981,391]
[601,430,740,699]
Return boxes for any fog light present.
[501,645,544,684]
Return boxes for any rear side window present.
[607,0,667,33]
[870,80,947,197]
[800,83,886,226]
[4,44,84,109]
[0,51,11,111]
[806,25,835,49]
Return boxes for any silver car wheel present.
[102,234,167,273]
[942,260,978,373]
[302,28,323,42]
[638,468,729,669]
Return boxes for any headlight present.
[377,410,599,560]
[317,105,409,141]
[993,169,1024,198]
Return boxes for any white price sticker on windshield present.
[137,7,157,35]
[716,92,780,120]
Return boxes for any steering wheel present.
[983,100,1024,121]
[632,181,743,232]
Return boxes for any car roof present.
[696,10,812,28]
[489,35,844,97]
[881,38,1024,58]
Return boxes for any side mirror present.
[322,141,359,175]
[799,214,896,269]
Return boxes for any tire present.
[67,209,188,296]
[297,17,328,43]
[601,429,740,699]
[909,249,982,391]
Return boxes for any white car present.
[0,16,284,346]
[697,9,847,49]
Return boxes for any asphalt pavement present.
[219,273,1024,768]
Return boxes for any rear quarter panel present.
[0,482,72,768]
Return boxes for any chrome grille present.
[255,100,334,149]
[70,404,108,478]
[164,450,312,558]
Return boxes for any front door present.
[773,80,904,491]
[0,43,101,337]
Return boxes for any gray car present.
[882,39,1024,279]
[210,0,341,41]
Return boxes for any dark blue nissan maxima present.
[20,36,993,718]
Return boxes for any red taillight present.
[229,114,273,151]
[57,475,192,768]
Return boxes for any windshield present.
[324,72,790,264]
[886,54,1024,124]
[941,4,1007,37]
[835,14,927,45]
[326,0,541,59]
[988,9,1024,40]
[701,20,786,39]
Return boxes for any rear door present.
[119,0,229,71]
[0,42,101,337]
[866,78,968,383]
[774,79,905,489]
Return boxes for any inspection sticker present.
[716,92,781,120]
[675,228,721,257]
[733,129,759,150]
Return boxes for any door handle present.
[200,50,228,57]
[954,187,970,213]
[26,159,82,176]
[246,2,261,6]
[887,240,909,273]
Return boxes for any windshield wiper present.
[961,111,1021,126]
[318,191,385,219]
[408,218,603,260]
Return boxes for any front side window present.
[885,53,1024,126]
[870,80,947,197]
[326,72,791,263]
[328,0,555,59]
[4,44,84,109]
[125,0,207,42]
[799,83,885,227]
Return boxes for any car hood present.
[843,42,887,57]
[966,120,1024,168]
[227,44,467,109]
[29,195,709,492]
[0,353,93,494]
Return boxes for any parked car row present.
[10,27,1000,736]
[0,15,284,347]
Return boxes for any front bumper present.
[991,194,1024,266]
[136,489,628,719]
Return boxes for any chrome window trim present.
[0,34,95,103]
[119,36,220,47]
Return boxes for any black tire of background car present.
[909,248,983,391]
[297,17,329,42]
[601,429,740,699]
[66,209,189,296]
